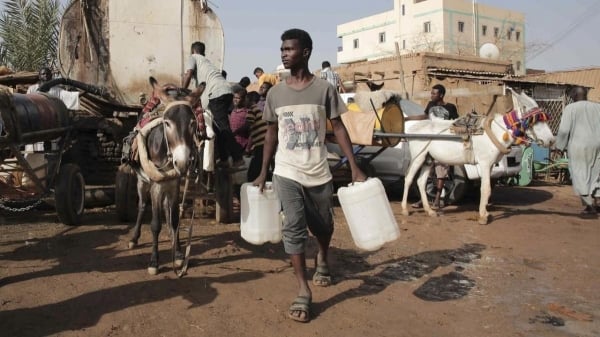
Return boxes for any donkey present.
[128,77,197,275]
[401,88,555,225]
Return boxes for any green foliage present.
[0,0,63,72]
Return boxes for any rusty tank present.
[57,0,225,107]
[0,91,71,146]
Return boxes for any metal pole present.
[372,132,463,140]
[473,0,478,55]
[395,41,410,100]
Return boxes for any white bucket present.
[240,182,282,245]
[21,153,48,188]
[337,177,400,251]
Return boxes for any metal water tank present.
[58,0,225,107]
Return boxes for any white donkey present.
[401,88,555,224]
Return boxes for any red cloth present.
[194,105,207,139]
[229,107,249,150]
[137,95,161,128]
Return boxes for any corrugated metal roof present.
[427,67,507,78]
[426,68,581,88]
[519,67,600,102]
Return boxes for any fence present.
[535,99,566,135]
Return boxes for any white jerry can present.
[337,178,400,251]
[240,182,282,245]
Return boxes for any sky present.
[209,0,600,82]
[7,0,598,81]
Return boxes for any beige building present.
[332,51,576,134]
[336,52,516,115]
[337,0,526,75]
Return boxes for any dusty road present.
[1,182,599,337]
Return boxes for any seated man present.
[27,67,80,110]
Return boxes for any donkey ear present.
[149,76,158,88]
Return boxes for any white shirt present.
[27,84,80,110]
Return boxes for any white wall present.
[337,0,526,75]
[337,10,397,63]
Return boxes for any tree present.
[0,0,63,72]
[410,26,443,53]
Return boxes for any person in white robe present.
[556,86,600,216]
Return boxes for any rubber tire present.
[425,165,468,205]
[115,164,138,222]
[55,163,85,226]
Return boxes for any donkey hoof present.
[174,259,184,268]
[427,210,438,217]
[147,266,158,275]
[128,241,136,249]
[478,216,489,225]
[401,209,410,216]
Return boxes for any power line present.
[528,0,600,61]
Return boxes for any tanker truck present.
[0,0,225,224]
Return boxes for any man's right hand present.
[252,173,267,193]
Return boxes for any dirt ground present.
[1,180,599,337]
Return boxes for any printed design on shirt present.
[429,106,450,119]
[281,110,321,150]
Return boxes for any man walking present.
[556,86,600,217]
[253,29,365,323]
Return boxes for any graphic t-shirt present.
[425,101,459,120]
[263,77,345,187]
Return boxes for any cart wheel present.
[115,164,138,222]
[55,163,85,226]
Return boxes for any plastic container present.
[337,177,400,251]
[240,182,282,245]
[21,153,48,188]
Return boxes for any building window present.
[507,29,512,40]
[482,25,487,36]
[424,21,431,33]
[379,32,386,43]
[494,27,499,38]
[402,39,406,49]
[516,31,521,41]
[516,61,521,71]
[353,38,359,49]
[402,4,405,16]
[458,21,465,33]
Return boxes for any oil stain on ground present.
[377,243,484,301]
[413,271,476,301]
